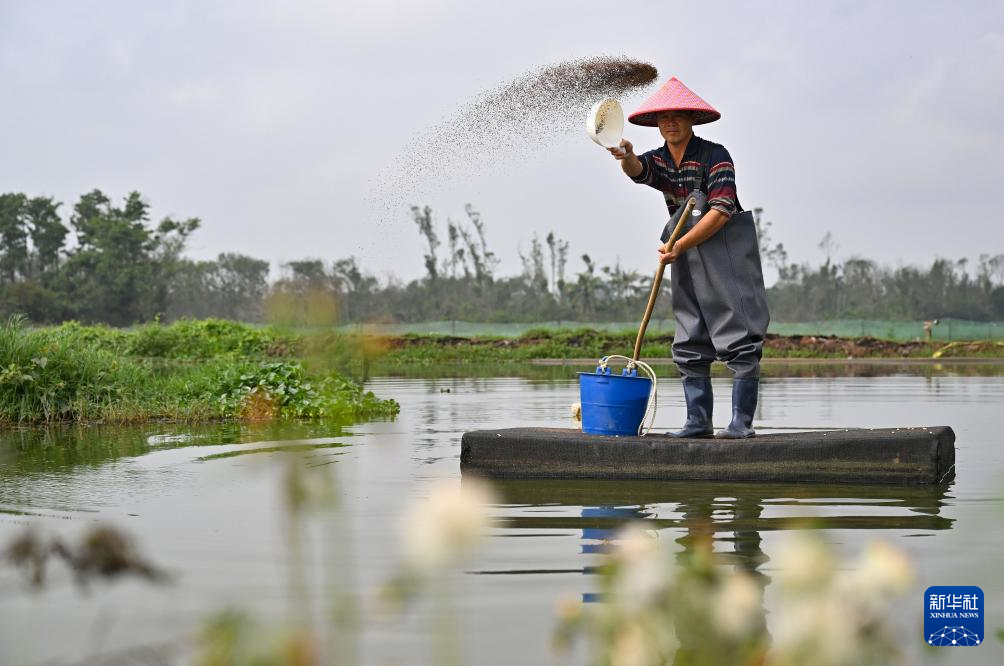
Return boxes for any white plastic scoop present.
[585,98,625,148]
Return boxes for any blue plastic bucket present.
[578,366,652,436]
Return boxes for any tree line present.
[1,190,1002,326]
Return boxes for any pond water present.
[1,366,1003,665]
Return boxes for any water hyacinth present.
[216,361,399,420]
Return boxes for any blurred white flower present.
[610,624,654,666]
[774,594,857,665]
[401,478,497,572]
[556,528,915,666]
[847,540,914,597]
[611,524,660,566]
[554,592,583,623]
[610,524,671,611]
[829,539,915,628]
[771,537,914,666]
[772,533,834,591]
[712,571,762,637]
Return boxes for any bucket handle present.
[595,361,637,377]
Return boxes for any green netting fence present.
[337,319,1004,342]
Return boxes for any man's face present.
[656,111,694,146]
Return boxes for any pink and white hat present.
[628,76,720,126]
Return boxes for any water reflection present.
[0,421,352,518]
[487,479,953,601]
[0,421,351,475]
[492,479,953,532]
[478,478,957,663]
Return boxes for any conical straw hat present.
[628,76,720,126]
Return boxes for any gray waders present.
[670,207,769,380]
[664,144,769,438]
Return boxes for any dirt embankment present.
[765,334,1002,358]
[766,334,929,357]
[381,332,1003,359]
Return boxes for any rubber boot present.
[667,376,714,438]
[716,378,759,439]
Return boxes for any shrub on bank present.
[125,318,296,359]
[0,316,138,422]
[45,318,297,360]
[0,317,397,424]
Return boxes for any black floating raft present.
[460,426,956,485]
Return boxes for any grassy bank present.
[372,327,1004,366]
[5,317,1000,424]
[0,317,398,425]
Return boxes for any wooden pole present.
[632,197,696,362]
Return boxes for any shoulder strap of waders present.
[697,140,744,213]
[695,141,712,193]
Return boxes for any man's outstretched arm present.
[608,139,643,178]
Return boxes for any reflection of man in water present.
[671,493,770,663]
[499,479,952,660]
[580,505,653,603]
[579,495,772,657]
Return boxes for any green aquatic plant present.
[215,361,398,420]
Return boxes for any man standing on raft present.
[609,77,769,438]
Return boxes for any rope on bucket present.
[598,355,658,436]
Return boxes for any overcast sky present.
[2,0,1002,285]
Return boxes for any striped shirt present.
[631,134,738,218]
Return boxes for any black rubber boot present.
[667,377,714,438]
[716,378,759,439]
